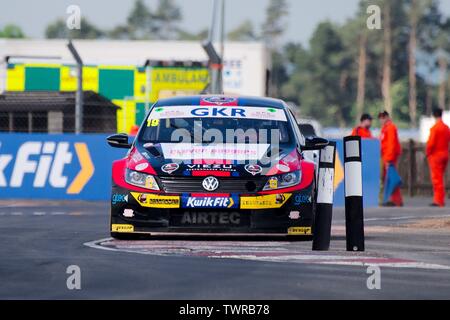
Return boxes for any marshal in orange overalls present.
[351,126,373,138]
[380,120,403,206]
[426,119,450,207]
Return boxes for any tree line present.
[277,0,450,127]
[1,0,449,128]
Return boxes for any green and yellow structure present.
[5,62,209,133]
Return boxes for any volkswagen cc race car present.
[107,96,328,239]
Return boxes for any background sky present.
[4,0,450,45]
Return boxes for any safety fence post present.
[343,136,365,251]
[312,141,336,251]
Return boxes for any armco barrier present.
[0,134,380,205]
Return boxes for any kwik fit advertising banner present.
[0,133,126,200]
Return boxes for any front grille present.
[158,176,267,193]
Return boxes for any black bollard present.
[343,136,365,251]
[312,142,336,251]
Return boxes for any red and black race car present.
[107,96,328,239]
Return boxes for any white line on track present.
[83,238,450,271]
[333,214,450,224]
[364,214,450,222]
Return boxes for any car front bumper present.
[110,183,315,236]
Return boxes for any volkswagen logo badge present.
[202,176,219,191]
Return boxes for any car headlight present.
[263,171,302,190]
[125,168,160,191]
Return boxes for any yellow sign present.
[240,194,291,209]
[268,177,278,189]
[288,227,312,235]
[111,224,134,233]
[131,192,180,208]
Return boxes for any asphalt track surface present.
[0,198,449,299]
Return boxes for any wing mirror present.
[301,136,329,151]
[107,133,132,149]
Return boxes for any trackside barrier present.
[312,142,336,251]
[332,138,380,208]
[0,133,127,200]
[0,134,380,203]
[343,136,365,251]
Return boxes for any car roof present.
[153,95,287,109]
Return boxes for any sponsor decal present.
[131,192,180,208]
[247,108,287,121]
[112,193,128,205]
[276,194,288,204]
[244,164,262,176]
[145,176,157,189]
[202,176,219,191]
[160,143,269,160]
[131,151,144,163]
[186,164,235,172]
[151,107,185,119]
[288,227,312,235]
[135,162,149,171]
[161,163,179,174]
[123,209,134,218]
[138,193,147,203]
[0,141,93,195]
[268,177,278,189]
[294,194,312,205]
[182,196,238,209]
[190,107,246,118]
[149,105,287,121]
[276,164,290,173]
[289,211,300,220]
[202,96,237,105]
[111,224,134,233]
[180,211,241,225]
[240,193,291,209]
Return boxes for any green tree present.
[126,0,154,39]
[261,0,288,48]
[154,0,182,40]
[435,24,450,111]
[227,20,258,41]
[0,24,25,38]
[282,22,353,126]
[262,0,289,96]
[108,25,133,40]
[177,28,208,41]
[45,18,104,39]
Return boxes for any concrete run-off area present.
[0,198,449,299]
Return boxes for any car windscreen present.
[139,105,293,145]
